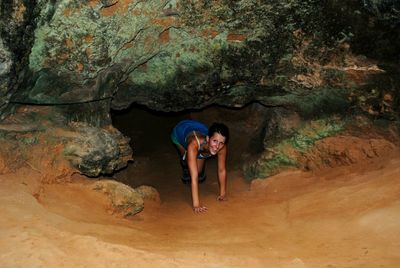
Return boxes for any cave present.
[110,103,266,198]
[1,1,400,267]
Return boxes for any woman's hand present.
[217,195,227,201]
[193,205,208,213]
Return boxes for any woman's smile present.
[208,133,226,155]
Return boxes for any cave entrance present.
[111,103,266,203]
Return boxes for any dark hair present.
[208,122,229,144]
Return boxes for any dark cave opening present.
[110,103,267,197]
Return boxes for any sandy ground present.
[1,149,399,268]
[0,108,399,267]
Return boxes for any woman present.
[171,119,229,213]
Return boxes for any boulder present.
[93,180,144,217]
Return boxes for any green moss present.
[243,153,297,179]
[20,136,39,145]
[289,118,344,151]
[243,117,345,180]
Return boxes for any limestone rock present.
[4,0,396,114]
[93,180,144,217]
[62,123,132,177]
[0,0,398,183]
[0,0,38,117]
[135,185,160,204]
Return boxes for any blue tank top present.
[172,120,208,149]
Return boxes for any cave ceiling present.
[0,0,399,177]
[0,0,397,115]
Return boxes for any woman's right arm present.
[187,139,207,212]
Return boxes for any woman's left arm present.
[217,145,227,201]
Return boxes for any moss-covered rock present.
[243,117,345,180]
[0,1,378,110]
[1,0,399,179]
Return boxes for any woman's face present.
[207,132,226,155]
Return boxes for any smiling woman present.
[171,119,229,213]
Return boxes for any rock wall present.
[0,0,38,117]
[0,0,399,177]
[3,0,397,112]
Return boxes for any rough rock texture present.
[0,0,399,177]
[93,180,159,216]
[242,114,400,180]
[0,105,132,177]
[62,123,132,177]
[0,0,38,117]
[1,0,396,113]
[135,185,161,204]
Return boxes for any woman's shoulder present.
[186,131,205,145]
[187,130,206,139]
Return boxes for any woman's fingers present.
[217,195,227,201]
[193,206,208,213]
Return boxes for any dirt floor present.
[0,108,399,267]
